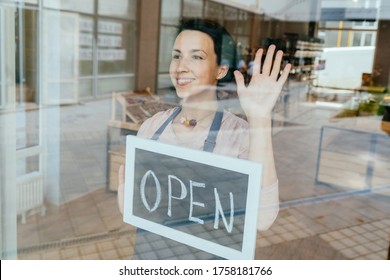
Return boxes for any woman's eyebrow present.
[191,49,207,55]
[172,49,208,55]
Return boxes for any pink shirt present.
[137,108,250,159]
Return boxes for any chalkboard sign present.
[123,135,262,259]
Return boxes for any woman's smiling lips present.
[176,78,194,86]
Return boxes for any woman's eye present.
[172,54,181,60]
[193,55,204,60]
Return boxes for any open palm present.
[234,45,291,122]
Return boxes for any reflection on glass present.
[16,110,39,150]
[79,16,94,77]
[159,26,177,73]
[44,0,94,14]
[78,78,93,99]
[236,36,250,52]
[98,20,135,75]
[204,1,223,24]
[236,10,251,36]
[183,0,203,18]
[353,31,362,46]
[98,0,137,20]
[98,20,135,74]
[17,154,40,177]
[224,6,238,35]
[0,8,3,108]
[15,8,38,105]
[364,32,373,46]
[7,0,390,262]
[97,76,134,95]
[161,0,181,25]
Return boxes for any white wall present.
[317,46,375,89]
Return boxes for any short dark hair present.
[177,18,237,83]
[178,18,236,66]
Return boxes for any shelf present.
[290,64,317,72]
[354,86,387,94]
[110,90,177,131]
[294,51,323,58]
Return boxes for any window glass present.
[319,21,377,48]
[98,0,137,20]
[236,10,251,36]
[23,0,38,4]
[0,7,5,108]
[161,0,181,25]
[236,35,250,51]
[78,79,93,98]
[318,30,334,47]
[5,0,390,265]
[97,76,134,95]
[98,19,135,75]
[364,32,374,46]
[183,0,203,18]
[224,6,237,39]
[352,31,362,46]
[16,110,39,150]
[16,155,39,177]
[79,16,94,77]
[159,26,177,73]
[319,21,339,28]
[204,1,223,24]
[44,0,94,14]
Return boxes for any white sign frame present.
[123,135,263,260]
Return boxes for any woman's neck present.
[180,95,218,120]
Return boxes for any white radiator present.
[17,172,46,224]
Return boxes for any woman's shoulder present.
[137,107,179,137]
[151,107,178,120]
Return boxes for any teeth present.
[177,78,193,85]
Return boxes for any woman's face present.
[170,30,225,101]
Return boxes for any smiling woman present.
[169,30,226,101]
[117,18,291,259]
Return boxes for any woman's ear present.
[216,65,229,80]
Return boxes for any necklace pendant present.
[189,119,197,126]
[180,117,197,127]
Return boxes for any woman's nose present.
[175,58,189,72]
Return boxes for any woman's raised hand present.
[234,45,291,123]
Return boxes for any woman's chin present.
[176,89,194,100]
[175,87,215,101]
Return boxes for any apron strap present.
[203,104,223,152]
[151,107,182,140]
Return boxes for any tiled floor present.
[15,85,390,260]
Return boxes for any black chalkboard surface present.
[123,136,262,259]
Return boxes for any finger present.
[277,63,291,86]
[252,48,263,75]
[262,45,276,76]
[270,50,283,80]
[234,70,246,94]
